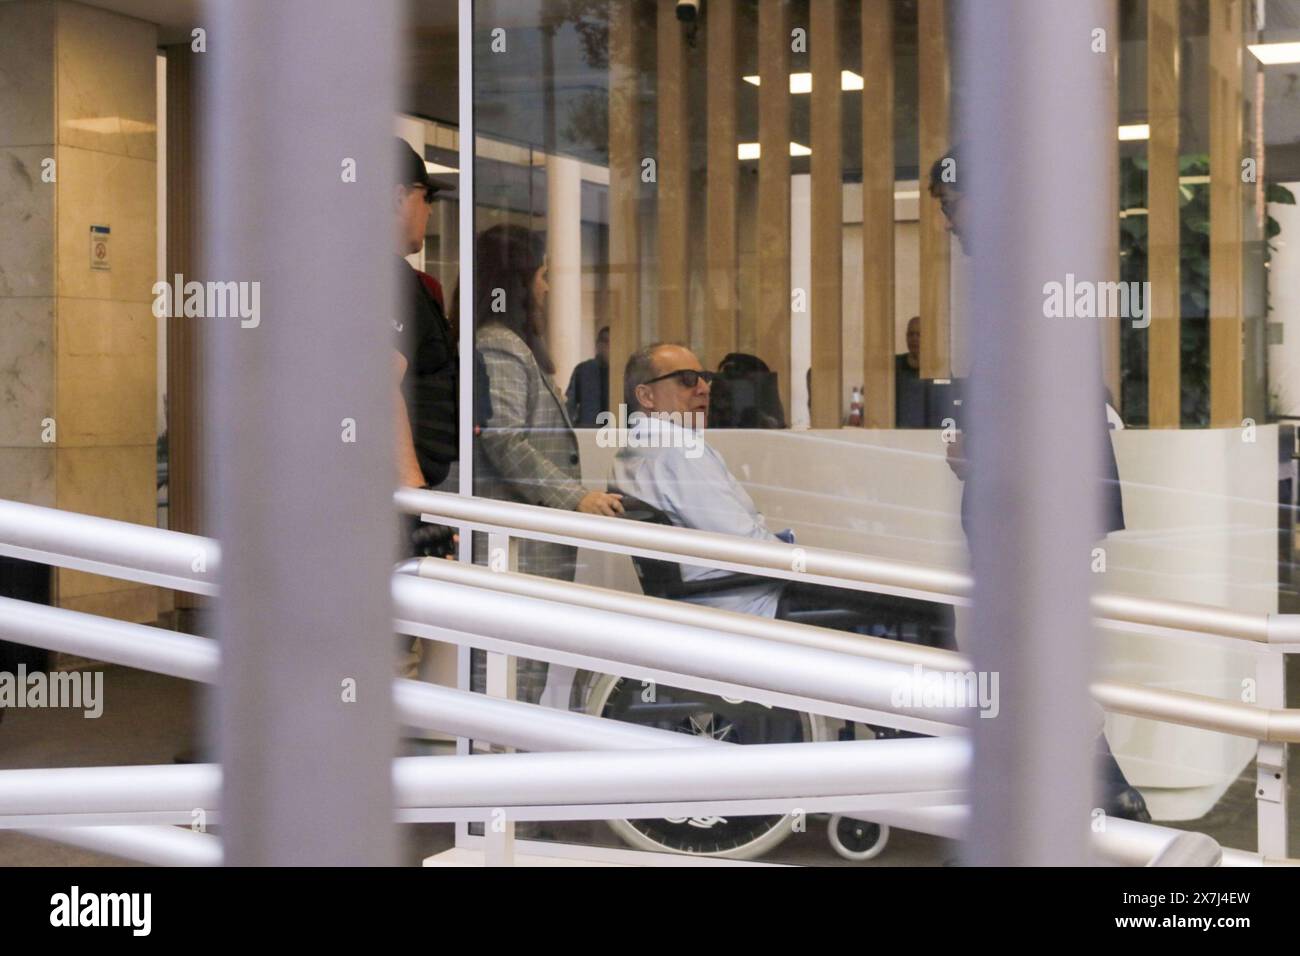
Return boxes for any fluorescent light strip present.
[738,142,812,160]
[742,71,864,93]
[1249,42,1300,65]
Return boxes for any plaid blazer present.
[473,324,585,580]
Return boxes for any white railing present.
[395,486,1297,861]
[394,487,1300,645]
[1,495,1287,864]
[0,565,1238,867]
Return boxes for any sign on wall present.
[89,225,110,271]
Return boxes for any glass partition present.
[437,0,1298,865]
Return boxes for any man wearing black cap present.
[393,139,458,679]
[393,138,457,493]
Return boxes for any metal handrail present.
[404,556,965,672]
[0,589,1260,867]
[395,488,1298,646]
[0,503,1265,865]
[21,826,221,867]
[0,739,969,820]
[402,558,1300,743]
[0,595,713,754]
[395,487,971,603]
[391,571,970,734]
[0,497,218,595]
[1146,832,1223,867]
[1,496,1297,741]
[1091,680,1300,744]
[0,493,1289,647]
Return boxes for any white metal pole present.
[204,0,400,865]
[0,739,968,819]
[22,826,222,867]
[1255,649,1289,856]
[484,529,518,866]
[454,0,477,854]
[959,0,1116,864]
[392,572,973,730]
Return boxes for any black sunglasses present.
[645,368,715,388]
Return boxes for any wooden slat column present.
[862,0,895,428]
[705,0,739,366]
[609,1,641,410]
[1102,0,1122,412]
[1147,0,1181,428]
[657,0,689,344]
[917,0,950,380]
[164,46,205,608]
[757,0,792,415]
[1209,0,1244,426]
[809,0,842,427]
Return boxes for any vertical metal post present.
[959,0,1115,865]
[205,0,399,865]
[457,0,476,522]
[1256,649,1288,857]
[483,529,518,866]
[454,0,477,858]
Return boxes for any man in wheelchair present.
[608,342,954,651]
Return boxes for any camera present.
[676,0,700,24]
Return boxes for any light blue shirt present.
[609,416,784,618]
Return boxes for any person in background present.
[711,352,787,429]
[895,316,928,428]
[565,325,610,427]
[392,138,457,679]
[930,144,1147,822]
[468,224,623,702]
[392,138,457,493]
[611,342,953,648]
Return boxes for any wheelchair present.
[571,498,953,862]
[576,671,890,862]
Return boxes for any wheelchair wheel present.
[827,814,889,862]
[584,674,827,860]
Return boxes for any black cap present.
[395,137,433,190]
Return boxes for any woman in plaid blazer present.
[464,225,623,701]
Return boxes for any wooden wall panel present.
[164,46,205,609]
[1209,0,1244,427]
[1147,0,1181,428]
[609,1,641,410]
[809,0,842,427]
[862,0,895,428]
[756,0,792,415]
[705,0,738,366]
[917,0,950,380]
[657,0,689,344]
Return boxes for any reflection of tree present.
[553,0,613,160]
[559,0,610,70]
[1119,154,1295,426]
[565,89,610,162]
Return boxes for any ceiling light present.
[1118,124,1150,141]
[742,71,864,93]
[1249,42,1300,64]
[737,142,812,160]
[63,117,156,135]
